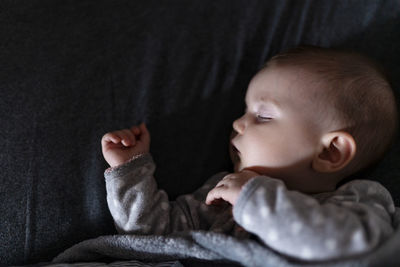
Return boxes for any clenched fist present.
[101,123,150,167]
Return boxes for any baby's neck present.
[282,172,341,194]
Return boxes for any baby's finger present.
[111,130,130,147]
[130,125,141,136]
[222,174,236,181]
[215,179,227,188]
[139,123,151,143]
[205,186,226,205]
[102,133,121,144]
[120,129,136,146]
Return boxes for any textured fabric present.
[1,0,400,265]
[105,154,241,237]
[102,153,396,263]
[234,177,395,260]
[35,260,183,267]
[53,212,400,267]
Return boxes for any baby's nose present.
[233,117,246,134]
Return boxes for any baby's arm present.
[102,123,168,234]
[231,176,395,261]
[104,153,166,234]
[101,124,226,235]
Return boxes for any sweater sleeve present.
[105,153,173,234]
[232,176,396,261]
[105,153,232,235]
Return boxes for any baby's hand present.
[101,123,150,167]
[205,170,259,206]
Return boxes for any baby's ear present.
[312,131,356,173]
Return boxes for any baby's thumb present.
[139,123,151,143]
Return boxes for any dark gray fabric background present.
[0,0,399,265]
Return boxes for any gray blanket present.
[52,209,400,267]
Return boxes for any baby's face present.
[231,65,325,183]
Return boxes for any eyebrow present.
[245,96,280,110]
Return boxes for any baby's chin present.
[229,148,241,172]
[233,162,242,173]
[236,165,272,176]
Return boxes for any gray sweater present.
[105,153,396,261]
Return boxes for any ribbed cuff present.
[104,153,153,180]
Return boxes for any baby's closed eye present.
[256,114,273,122]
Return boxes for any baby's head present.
[231,46,398,193]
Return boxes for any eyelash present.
[256,115,272,121]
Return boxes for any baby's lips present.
[231,140,240,154]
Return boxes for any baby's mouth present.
[230,142,241,171]
[231,142,241,159]
[232,144,240,154]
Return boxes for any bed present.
[1,1,399,266]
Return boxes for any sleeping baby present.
[101,46,398,261]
